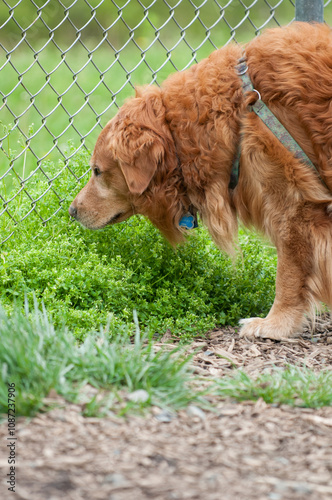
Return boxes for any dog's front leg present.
[239,243,311,340]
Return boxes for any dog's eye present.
[93,167,101,177]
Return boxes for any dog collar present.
[229,55,329,191]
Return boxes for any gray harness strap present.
[229,55,328,191]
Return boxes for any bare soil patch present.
[1,318,332,500]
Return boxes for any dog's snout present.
[69,204,78,219]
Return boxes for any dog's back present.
[246,22,332,189]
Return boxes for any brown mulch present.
[1,316,332,500]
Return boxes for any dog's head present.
[69,87,186,243]
[68,122,134,230]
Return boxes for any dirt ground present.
[1,318,332,500]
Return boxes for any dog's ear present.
[120,134,164,195]
[116,88,169,194]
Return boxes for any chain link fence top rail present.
[0,0,331,244]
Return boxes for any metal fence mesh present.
[0,0,331,243]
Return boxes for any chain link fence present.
[0,0,331,244]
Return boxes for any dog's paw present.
[238,317,291,341]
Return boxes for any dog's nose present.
[69,205,77,219]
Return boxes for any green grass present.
[1,304,331,418]
[214,366,332,408]
[0,301,205,417]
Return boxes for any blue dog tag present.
[179,213,198,230]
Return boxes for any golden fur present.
[69,22,332,340]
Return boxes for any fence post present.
[295,0,324,22]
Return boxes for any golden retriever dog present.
[69,22,332,341]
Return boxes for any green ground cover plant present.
[0,147,277,340]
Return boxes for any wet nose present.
[69,205,77,219]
